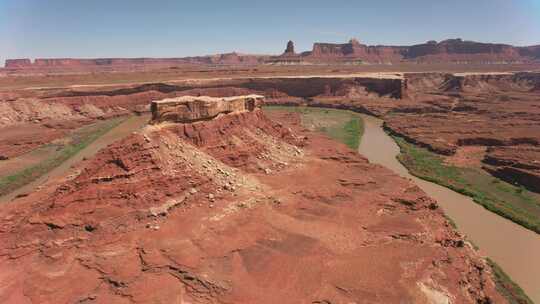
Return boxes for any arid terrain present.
[0,95,506,303]
[1,40,540,303]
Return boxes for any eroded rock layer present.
[1,71,538,192]
[0,76,402,159]
[150,94,264,123]
[0,109,504,303]
[6,38,540,70]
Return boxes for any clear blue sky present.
[1,0,540,63]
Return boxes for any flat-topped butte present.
[150,94,264,123]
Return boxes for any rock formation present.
[304,38,405,63]
[150,94,264,123]
[4,59,32,69]
[5,38,540,70]
[405,38,523,62]
[275,38,540,64]
[0,100,506,303]
[3,55,269,70]
[483,146,540,193]
[0,75,408,159]
[283,40,295,55]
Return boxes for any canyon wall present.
[6,38,540,70]
[405,39,523,62]
[306,39,406,63]
[0,76,402,159]
[4,53,268,70]
[282,38,540,64]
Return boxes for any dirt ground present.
[0,109,505,303]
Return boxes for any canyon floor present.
[0,64,539,303]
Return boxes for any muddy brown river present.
[0,114,150,203]
[358,113,540,303]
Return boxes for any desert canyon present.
[0,38,539,304]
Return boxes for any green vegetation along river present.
[0,115,150,203]
[264,105,537,303]
[358,113,538,303]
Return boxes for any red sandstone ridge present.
[0,96,505,303]
[405,39,524,62]
[5,38,540,70]
[273,38,540,64]
[3,54,269,70]
[307,38,406,63]
[4,59,32,68]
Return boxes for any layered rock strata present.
[150,94,264,123]
[0,106,505,303]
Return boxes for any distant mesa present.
[4,37,540,70]
[349,38,361,45]
[283,40,296,55]
[4,58,32,68]
[275,37,540,64]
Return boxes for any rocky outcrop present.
[0,106,505,303]
[283,40,295,55]
[518,45,540,59]
[405,38,523,62]
[4,54,269,70]
[150,94,264,123]
[275,38,540,64]
[4,59,32,69]
[483,146,540,193]
[0,76,405,159]
[304,38,405,63]
[6,38,539,70]
[239,77,405,99]
[404,72,540,95]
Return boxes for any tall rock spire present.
[283,40,295,55]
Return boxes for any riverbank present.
[389,133,540,234]
[0,117,127,197]
[263,105,364,149]
[264,106,536,302]
[0,115,150,203]
[358,113,538,303]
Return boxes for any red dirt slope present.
[0,109,504,303]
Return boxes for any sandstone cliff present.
[277,38,540,64]
[4,54,268,70]
[6,38,540,70]
[150,94,264,123]
[306,38,406,63]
